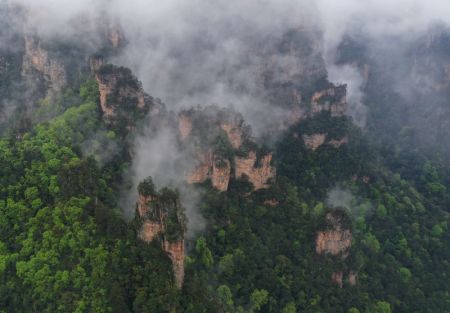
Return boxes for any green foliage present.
[371,301,391,313]
[281,302,296,313]
[138,176,157,197]
[79,78,100,103]
[217,285,234,310]
[0,91,178,312]
[0,56,449,313]
[250,289,269,312]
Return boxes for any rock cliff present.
[331,270,358,288]
[310,85,347,117]
[316,210,352,258]
[136,177,186,288]
[303,133,348,150]
[187,151,231,192]
[235,151,276,189]
[95,64,160,130]
[179,107,276,191]
[22,35,67,94]
[316,210,355,287]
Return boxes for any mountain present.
[0,2,449,313]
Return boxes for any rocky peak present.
[95,64,158,131]
[136,177,186,288]
[180,106,276,191]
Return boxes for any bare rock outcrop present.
[212,158,232,191]
[331,270,358,287]
[187,151,231,192]
[137,178,186,288]
[95,64,154,129]
[348,271,358,286]
[303,133,348,150]
[179,107,276,191]
[316,229,352,256]
[316,210,352,258]
[22,35,67,93]
[310,85,347,117]
[162,240,185,288]
[235,151,276,190]
[332,271,344,288]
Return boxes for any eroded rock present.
[187,151,231,191]
[22,35,67,93]
[137,178,186,288]
[310,85,347,117]
[316,210,352,258]
[95,64,154,129]
[235,151,276,190]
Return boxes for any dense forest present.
[0,1,450,313]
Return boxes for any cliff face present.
[187,149,275,191]
[212,158,232,191]
[303,133,348,150]
[316,229,352,256]
[316,210,355,287]
[180,107,276,191]
[22,35,67,93]
[137,179,186,288]
[95,64,157,130]
[187,151,231,191]
[316,211,352,258]
[235,151,276,189]
[331,270,357,288]
[310,86,347,117]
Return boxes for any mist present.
[5,0,450,235]
[326,186,372,221]
[10,0,450,133]
[316,0,450,130]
